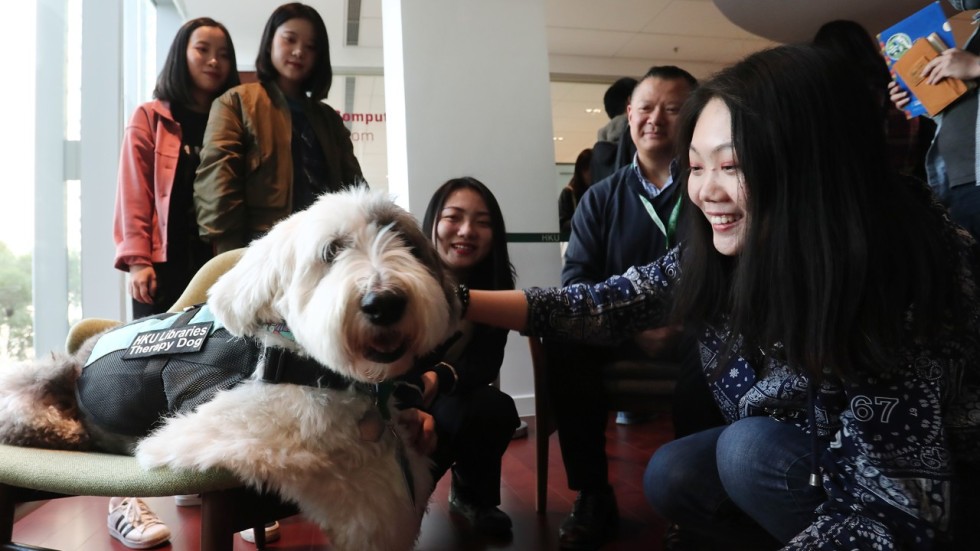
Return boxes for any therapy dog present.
[0,187,460,550]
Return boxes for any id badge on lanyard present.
[639,194,681,250]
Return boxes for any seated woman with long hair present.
[402,177,520,536]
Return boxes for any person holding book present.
[889,0,980,241]
[466,44,980,549]
[814,19,933,182]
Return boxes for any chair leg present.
[0,485,58,551]
[0,485,13,545]
[535,426,549,514]
[252,520,265,549]
[201,487,299,551]
[201,490,234,551]
[529,336,553,515]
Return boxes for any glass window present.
[0,1,39,360]
[0,0,156,360]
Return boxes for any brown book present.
[892,36,968,117]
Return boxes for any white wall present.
[383,0,561,416]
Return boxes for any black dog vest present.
[76,304,260,436]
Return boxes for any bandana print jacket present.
[523,241,980,550]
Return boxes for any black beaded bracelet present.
[456,283,470,318]
[432,361,459,395]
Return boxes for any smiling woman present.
[685,97,746,257]
[113,17,241,321]
[194,2,364,256]
[463,44,980,549]
[395,177,521,536]
[433,187,494,277]
[107,16,243,549]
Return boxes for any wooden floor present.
[11,415,674,551]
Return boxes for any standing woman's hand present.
[129,264,157,304]
[922,48,980,84]
[888,79,910,109]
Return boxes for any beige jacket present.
[194,81,363,253]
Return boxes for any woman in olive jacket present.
[194,3,363,254]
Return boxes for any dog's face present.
[208,187,459,382]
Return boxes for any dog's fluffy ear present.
[208,223,296,337]
[392,210,460,316]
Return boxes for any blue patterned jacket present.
[524,237,980,549]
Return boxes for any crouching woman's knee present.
[643,426,725,520]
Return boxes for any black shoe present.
[664,522,711,551]
[558,488,619,550]
[448,488,512,537]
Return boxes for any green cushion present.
[0,444,241,497]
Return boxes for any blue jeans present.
[644,416,825,545]
[948,182,980,243]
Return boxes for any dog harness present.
[77,304,417,505]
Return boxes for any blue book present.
[877,1,956,118]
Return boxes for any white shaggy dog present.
[0,187,460,551]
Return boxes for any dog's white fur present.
[0,188,459,551]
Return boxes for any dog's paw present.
[134,436,172,469]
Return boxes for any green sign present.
[506,233,564,243]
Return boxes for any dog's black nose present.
[360,291,407,326]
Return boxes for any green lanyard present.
[638,194,682,250]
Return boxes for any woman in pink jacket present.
[113,17,240,319]
[108,18,239,548]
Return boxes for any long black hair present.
[255,3,333,101]
[154,17,240,106]
[813,20,891,115]
[813,20,890,92]
[568,148,593,198]
[670,44,962,382]
[422,177,517,292]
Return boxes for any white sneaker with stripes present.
[107,497,171,549]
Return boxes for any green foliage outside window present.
[0,242,33,361]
